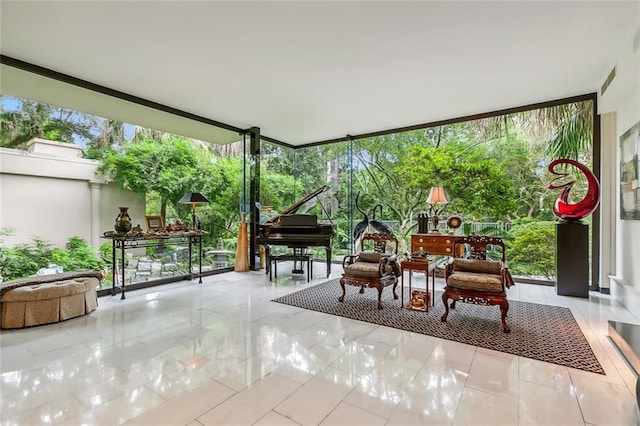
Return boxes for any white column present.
[600,112,617,291]
[89,182,102,250]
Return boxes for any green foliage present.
[399,143,517,220]
[260,172,302,210]
[99,136,212,234]
[99,242,113,267]
[0,236,104,282]
[1,246,40,281]
[60,236,105,272]
[0,227,14,278]
[506,219,556,279]
[1,96,97,149]
[544,101,593,161]
[83,142,107,160]
[0,237,53,281]
[197,157,243,238]
[99,136,200,199]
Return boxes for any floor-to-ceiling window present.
[1,92,598,288]
[258,97,597,285]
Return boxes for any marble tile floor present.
[1,263,639,426]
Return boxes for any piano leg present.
[291,248,305,274]
[265,245,271,278]
[326,247,332,277]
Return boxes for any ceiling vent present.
[600,66,616,97]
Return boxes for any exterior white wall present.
[0,142,144,250]
[600,31,640,313]
[26,138,83,158]
[99,184,146,237]
[599,112,617,290]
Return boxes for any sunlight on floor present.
[1,261,638,425]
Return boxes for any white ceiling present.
[1,1,639,147]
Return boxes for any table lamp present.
[426,186,448,233]
[178,192,210,229]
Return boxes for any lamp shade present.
[426,186,448,204]
[178,192,210,205]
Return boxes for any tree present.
[83,119,127,160]
[506,219,556,279]
[99,136,300,245]
[399,143,517,220]
[487,136,554,219]
[347,133,430,252]
[467,100,594,162]
[529,101,593,161]
[98,136,204,224]
[0,96,96,149]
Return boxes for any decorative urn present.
[114,207,132,233]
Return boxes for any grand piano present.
[258,185,334,277]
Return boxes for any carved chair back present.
[360,233,398,255]
[453,236,506,262]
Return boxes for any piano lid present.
[266,185,329,224]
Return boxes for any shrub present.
[506,220,556,279]
[58,236,105,272]
[0,237,54,281]
[0,235,104,281]
[1,245,40,281]
[99,242,112,266]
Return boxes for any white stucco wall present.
[1,173,92,247]
[600,31,640,313]
[99,184,146,236]
[0,142,144,250]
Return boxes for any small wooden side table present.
[401,259,434,312]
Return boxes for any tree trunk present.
[160,201,167,228]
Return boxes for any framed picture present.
[144,215,164,231]
[620,121,640,220]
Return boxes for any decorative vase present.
[417,211,429,234]
[114,207,132,233]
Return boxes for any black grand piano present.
[258,185,334,277]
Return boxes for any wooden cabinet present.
[411,234,463,257]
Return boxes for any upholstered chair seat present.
[441,237,514,333]
[446,259,504,292]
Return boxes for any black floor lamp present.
[178,192,210,229]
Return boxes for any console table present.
[411,233,463,256]
[101,231,205,299]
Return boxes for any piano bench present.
[270,253,313,282]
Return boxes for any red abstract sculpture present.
[548,158,600,221]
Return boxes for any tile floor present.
[1,263,639,426]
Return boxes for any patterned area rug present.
[272,278,605,374]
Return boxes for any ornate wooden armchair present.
[440,236,515,332]
[339,233,400,309]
